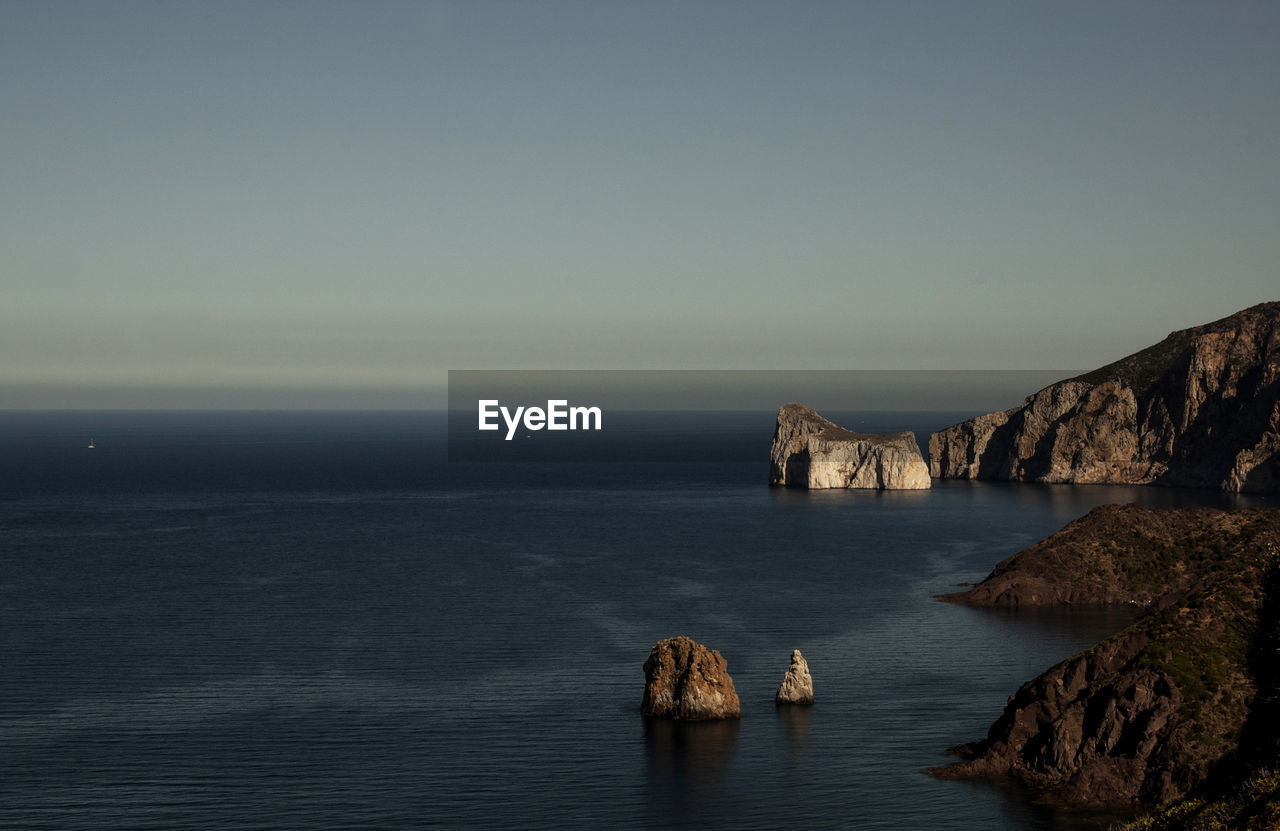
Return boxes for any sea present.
[2,410,1275,830]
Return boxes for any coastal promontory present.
[933,505,1280,812]
[929,302,1280,492]
[770,404,930,490]
[938,503,1275,608]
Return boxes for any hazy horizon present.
[4,2,1277,409]
[4,368,1076,412]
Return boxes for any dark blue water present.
[3,411,1274,830]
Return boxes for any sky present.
[3,1,1278,408]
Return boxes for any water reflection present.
[768,477,1277,515]
[951,604,1144,645]
[643,717,740,779]
[767,485,934,507]
[643,717,740,825]
[933,478,1278,512]
[968,777,1138,830]
[775,704,813,758]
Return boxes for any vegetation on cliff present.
[1121,766,1280,830]
[940,504,1277,607]
[932,505,1280,814]
[1117,544,1280,829]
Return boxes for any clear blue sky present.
[3,1,1277,407]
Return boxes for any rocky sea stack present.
[770,403,930,490]
[932,505,1280,811]
[775,649,814,705]
[641,636,741,720]
[930,302,1280,492]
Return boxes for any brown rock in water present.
[641,636,741,720]
[931,506,1280,811]
[775,649,814,705]
[770,403,930,490]
[929,302,1280,492]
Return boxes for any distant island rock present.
[775,649,814,705]
[930,302,1280,492]
[770,404,930,490]
[641,636,741,720]
[932,504,1280,812]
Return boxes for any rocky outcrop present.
[775,649,814,705]
[939,504,1276,608]
[641,636,741,720]
[933,628,1193,807]
[770,404,930,490]
[930,302,1280,492]
[933,506,1280,810]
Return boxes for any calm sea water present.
[3,411,1275,830]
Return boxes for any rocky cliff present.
[930,302,1280,492]
[641,636,741,720]
[932,506,1280,810]
[770,404,930,490]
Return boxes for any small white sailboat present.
[87,438,95,449]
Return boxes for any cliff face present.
[770,404,930,490]
[929,302,1280,492]
[933,506,1280,810]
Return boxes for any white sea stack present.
[769,404,930,490]
[776,649,814,705]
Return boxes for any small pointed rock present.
[776,649,814,705]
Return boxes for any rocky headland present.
[770,403,930,490]
[929,302,1280,492]
[775,649,814,705]
[932,505,1280,812]
[641,636,741,720]
[939,503,1274,608]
